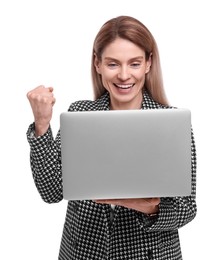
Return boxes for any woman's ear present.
[145,53,152,74]
[94,53,101,74]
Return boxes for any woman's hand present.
[94,198,160,215]
[27,85,56,136]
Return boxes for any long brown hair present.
[91,15,169,105]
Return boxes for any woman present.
[26,16,197,260]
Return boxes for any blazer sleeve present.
[26,100,95,204]
[26,123,63,203]
[138,128,197,231]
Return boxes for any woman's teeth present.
[115,84,133,89]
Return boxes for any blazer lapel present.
[141,90,163,110]
[96,91,110,111]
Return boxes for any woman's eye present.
[107,63,118,69]
[108,63,117,67]
[131,63,141,68]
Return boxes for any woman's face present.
[95,38,151,110]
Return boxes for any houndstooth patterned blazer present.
[27,90,197,260]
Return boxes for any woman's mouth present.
[114,84,135,90]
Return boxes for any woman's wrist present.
[147,205,159,216]
[34,122,50,137]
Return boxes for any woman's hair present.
[91,15,169,105]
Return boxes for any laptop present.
[60,108,192,200]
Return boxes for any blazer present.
[27,90,197,260]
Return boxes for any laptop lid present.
[60,108,192,200]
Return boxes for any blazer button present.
[148,249,153,259]
[73,240,78,247]
[73,202,79,210]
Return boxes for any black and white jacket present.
[27,90,197,260]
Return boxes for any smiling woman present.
[26,15,197,260]
[92,16,168,108]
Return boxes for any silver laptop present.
[60,108,192,200]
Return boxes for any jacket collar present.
[141,89,163,109]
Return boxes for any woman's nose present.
[117,66,131,80]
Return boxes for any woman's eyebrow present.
[104,56,144,62]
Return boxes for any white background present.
[1,0,223,259]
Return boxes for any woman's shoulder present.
[68,99,98,112]
[67,92,110,112]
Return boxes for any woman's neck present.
[110,94,143,110]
